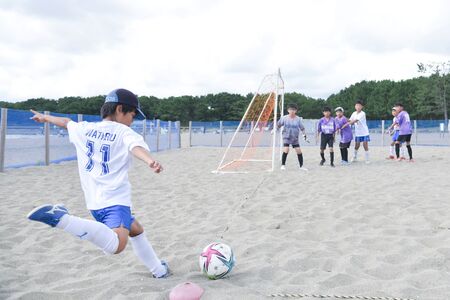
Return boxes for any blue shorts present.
[392,131,400,142]
[355,135,370,143]
[90,205,135,231]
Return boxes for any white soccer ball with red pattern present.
[199,242,235,280]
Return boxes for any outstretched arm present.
[340,122,351,129]
[131,146,163,173]
[347,119,359,125]
[30,109,71,129]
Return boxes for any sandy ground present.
[1,146,450,300]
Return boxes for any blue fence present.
[189,119,450,148]
[0,108,180,170]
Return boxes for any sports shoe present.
[341,161,349,166]
[27,204,68,227]
[365,160,370,164]
[386,155,395,160]
[154,260,171,278]
[400,157,406,160]
[330,163,335,168]
[299,166,309,171]
[408,159,415,163]
[280,165,286,170]
[351,156,357,162]
[319,159,325,166]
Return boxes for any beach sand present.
[1,146,450,299]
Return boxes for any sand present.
[1,146,450,300]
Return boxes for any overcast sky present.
[0,0,449,102]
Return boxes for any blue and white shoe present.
[27,204,68,227]
[154,260,171,278]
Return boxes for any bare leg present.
[353,141,360,161]
[112,226,129,254]
[363,141,369,162]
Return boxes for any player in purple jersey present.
[317,107,337,167]
[393,103,413,162]
[334,107,353,165]
[385,107,406,160]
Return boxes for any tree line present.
[1,74,448,125]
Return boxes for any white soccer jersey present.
[350,111,369,137]
[67,120,149,210]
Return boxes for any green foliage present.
[1,74,449,123]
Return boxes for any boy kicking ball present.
[27,88,170,278]
[317,107,337,167]
[277,103,308,171]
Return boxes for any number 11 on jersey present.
[85,140,111,175]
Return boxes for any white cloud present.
[0,0,449,102]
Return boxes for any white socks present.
[130,232,165,277]
[365,151,369,161]
[400,146,406,157]
[56,215,165,276]
[389,145,394,156]
[353,149,358,159]
[57,215,119,255]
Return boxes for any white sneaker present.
[365,160,370,164]
[280,165,286,170]
[299,166,308,171]
[351,157,357,163]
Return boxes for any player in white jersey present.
[348,100,370,164]
[27,88,170,278]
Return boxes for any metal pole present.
[0,108,7,172]
[176,121,181,148]
[219,121,223,147]
[279,95,285,161]
[315,120,319,146]
[156,119,160,152]
[168,121,172,149]
[381,120,385,147]
[271,70,280,171]
[189,121,192,147]
[142,119,147,142]
[251,121,255,147]
[414,120,418,145]
[77,114,83,122]
[44,111,50,166]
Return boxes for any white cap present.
[335,107,344,112]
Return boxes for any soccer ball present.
[199,242,235,280]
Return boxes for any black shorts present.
[397,134,412,143]
[283,143,300,148]
[320,133,334,150]
[339,141,351,148]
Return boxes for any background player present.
[348,100,370,164]
[317,107,336,167]
[334,107,353,165]
[277,103,308,171]
[393,103,414,162]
